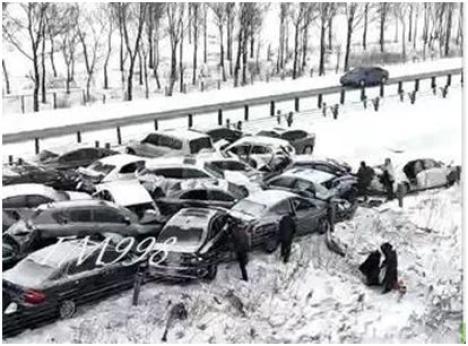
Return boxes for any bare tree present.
[378,3,390,53]
[444,3,454,56]
[344,3,364,71]
[191,3,200,85]
[290,3,315,79]
[362,3,369,50]
[318,3,336,76]
[60,12,79,95]
[277,3,289,73]
[166,3,185,96]
[209,3,228,82]
[395,4,410,59]
[3,3,49,111]
[226,3,236,76]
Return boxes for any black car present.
[290,157,352,176]
[33,146,119,170]
[3,199,164,269]
[149,207,233,281]
[202,127,245,144]
[3,239,142,337]
[339,67,389,87]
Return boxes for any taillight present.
[23,290,47,304]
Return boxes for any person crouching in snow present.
[359,250,381,286]
[380,242,398,294]
[381,158,395,200]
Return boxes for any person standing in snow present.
[380,242,398,294]
[228,217,250,281]
[278,215,296,263]
[381,158,395,200]
[356,161,375,201]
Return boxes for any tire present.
[203,265,218,282]
[264,237,279,253]
[58,300,76,319]
[317,218,331,235]
[302,145,314,155]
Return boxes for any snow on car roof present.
[166,207,219,230]
[281,168,335,184]
[3,183,59,200]
[93,154,145,167]
[245,189,297,206]
[95,180,153,206]
[229,135,291,148]
[38,198,113,210]
[161,129,211,141]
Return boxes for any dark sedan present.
[340,67,389,87]
[3,239,142,337]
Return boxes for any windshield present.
[87,161,115,175]
[231,199,267,217]
[190,137,213,154]
[158,225,205,247]
[315,182,333,200]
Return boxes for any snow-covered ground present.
[4,79,463,343]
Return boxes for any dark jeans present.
[280,240,292,263]
[236,252,248,281]
[382,172,394,200]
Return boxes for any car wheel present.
[317,218,331,235]
[203,265,218,282]
[126,148,136,155]
[59,300,76,319]
[264,237,279,253]
[302,145,314,155]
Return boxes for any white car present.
[77,154,146,184]
[223,136,295,170]
[370,158,460,194]
[125,129,215,158]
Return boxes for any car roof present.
[28,239,101,268]
[280,168,335,184]
[166,207,220,228]
[158,129,211,141]
[95,180,153,206]
[93,154,145,167]
[229,135,291,147]
[3,183,59,200]
[244,189,298,206]
[37,198,115,210]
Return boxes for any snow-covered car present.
[256,128,316,155]
[369,158,460,195]
[223,136,295,170]
[150,207,232,281]
[3,239,143,337]
[94,180,160,218]
[290,156,352,176]
[339,66,389,87]
[230,189,331,252]
[2,183,91,231]
[31,145,119,170]
[77,154,146,184]
[125,130,215,158]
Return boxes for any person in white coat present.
[381,158,395,200]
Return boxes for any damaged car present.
[256,128,316,155]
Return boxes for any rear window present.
[190,137,213,154]
[143,134,183,150]
[205,160,251,173]
[158,225,204,246]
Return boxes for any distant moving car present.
[339,67,389,87]
[32,146,118,170]
[369,158,460,195]
[3,200,163,268]
[224,136,295,170]
[3,239,142,337]
[230,190,330,252]
[150,207,231,281]
[77,154,146,185]
[256,128,316,155]
[126,130,214,157]
[2,184,91,231]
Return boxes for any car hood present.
[152,241,201,254]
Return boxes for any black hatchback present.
[3,239,142,337]
[340,67,389,87]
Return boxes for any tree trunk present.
[227,9,233,75]
[285,17,290,63]
[380,4,386,52]
[154,29,161,89]
[250,22,255,59]
[41,25,47,104]
[148,20,154,69]
[33,51,40,112]
[86,73,92,101]
[344,12,354,71]
[119,18,124,72]
[319,17,326,76]
[401,20,406,59]
[394,15,399,43]
[179,24,184,93]
[444,5,453,56]
[49,34,57,77]
[219,25,226,82]
[103,28,112,89]
[138,49,143,85]
[127,64,134,100]
[234,28,242,87]
[328,16,333,50]
[192,8,198,85]
[292,22,300,79]
[301,24,309,72]
[278,7,285,73]
[423,3,428,59]
[2,59,10,95]
[413,7,418,49]
[144,53,149,98]
[362,3,368,50]
[242,26,248,86]
[203,6,207,63]
[408,5,413,42]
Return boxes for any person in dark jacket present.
[381,158,395,200]
[358,250,381,286]
[380,242,398,294]
[356,161,375,201]
[278,215,296,263]
[229,217,250,281]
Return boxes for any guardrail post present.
[154,119,159,130]
[103,94,106,104]
[244,105,249,121]
[20,95,25,114]
[217,80,221,89]
[236,120,242,130]
[317,94,323,108]
[294,97,300,112]
[8,155,13,165]
[360,87,366,101]
[447,74,452,86]
[82,89,86,105]
[76,131,82,143]
[332,104,339,119]
[270,101,275,116]
[372,97,380,111]
[322,102,327,117]
[34,138,40,154]
[340,89,345,105]
[17,158,23,165]
[188,113,193,128]
[379,83,385,97]
[398,81,403,94]
[116,126,122,145]
[414,79,419,92]
[431,76,437,94]
[287,112,294,127]
[218,109,223,126]
[225,118,231,128]
[396,183,405,208]
[105,142,111,149]
[95,140,100,148]
[53,92,57,109]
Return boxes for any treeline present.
[2,3,463,112]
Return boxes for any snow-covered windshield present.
[231,199,267,217]
[87,161,115,175]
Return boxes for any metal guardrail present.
[3,67,462,148]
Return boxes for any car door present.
[3,195,28,215]
[416,159,448,189]
[291,197,322,235]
